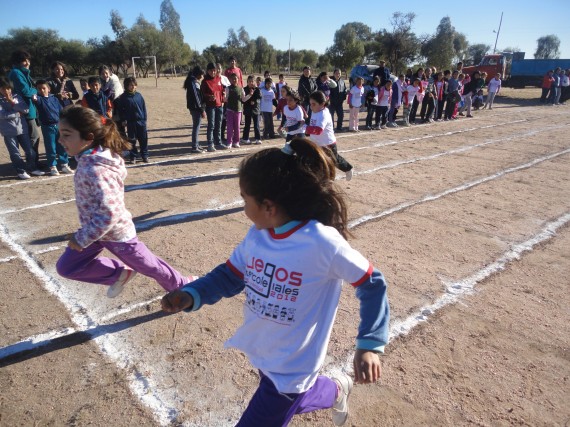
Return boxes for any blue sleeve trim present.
[181,286,202,312]
[356,339,385,354]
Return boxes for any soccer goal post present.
[132,56,158,87]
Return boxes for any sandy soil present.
[0,78,568,427]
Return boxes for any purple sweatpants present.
[236,372,337,426]
[226,109,242,146]
[56,236,187,291]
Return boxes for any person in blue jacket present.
[8,49,42,168]
[115,77,148,163]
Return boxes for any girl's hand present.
[162,290,194,313]
[353,349,382,384]
[67,236,83,252]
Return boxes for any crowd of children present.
[541,67,570,105]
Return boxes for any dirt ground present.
[0,77,568,427]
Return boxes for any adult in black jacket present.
[298,66,317,122]
[329,69,347,131]
[183,66,206,152]
[372,60,391,86]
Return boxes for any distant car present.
[349,64,397,87]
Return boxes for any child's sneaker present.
[241,139,251,145]
[254,140,262,145]
[49,166,60,176]
[331,373,353,426]
[107,268,137,298]
[30,169,45,176]
[17,172,31,180]
[380,125,387,129]
[207,145,217,152]
[232,142,241,148]
[60,164,74,174]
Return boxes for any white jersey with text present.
[225,220,372,393]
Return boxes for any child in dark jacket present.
[34,80,73,175]
[115,77,148,163]
[81,76,113,120]
[241,75,262,145]
[184,66,206,153]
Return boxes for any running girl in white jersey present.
[162,138,390,426]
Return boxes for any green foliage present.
[421,16,457,69]
[326,24,366,72]
[466,43,491,66]
[376,13,420,74]
[534,35,560,59]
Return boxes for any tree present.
[254,36,274,73]
[466,43,490,65]
[225,27,255,72]
[110,10,127,39]
[376,12,420,74]
[421,17,457,69]
[159,0,183,42]
[326,24,365,72]
[534,35,560,59]
[2,28,63,76]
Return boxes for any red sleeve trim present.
[351,262,373,287]
[225,260,244,280]
[305,126,323,135]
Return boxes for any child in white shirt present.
[347,77,364,131]
[260,78,276,139]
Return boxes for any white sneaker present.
[30,169,45,176]
[49,167,60,176]
[232,142,241,148]
[107,268,137,298]
[17,172,31,180]
[380,125,387,129]
[331,373,353,426]
[60,164,74,174]
[241,139,251,145]
[345,169,353,181]
[254,140,262,145]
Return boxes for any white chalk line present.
[0,222,181,425]
[2,114,568,425]
[329,210,570,378]
[388,211,570,339]
[352,123,570,178]
[0,246,63,264]
[1,118,561,216]
[5,145,568,348]
[349,147,570,229]
[339,119,526,151]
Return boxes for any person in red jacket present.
[540,70,554,103]
[224,56,243,88]
[201,63,227,152]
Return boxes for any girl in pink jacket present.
[56,106,191,298]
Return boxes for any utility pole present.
[288,32,291,75]
[493,12,503,53]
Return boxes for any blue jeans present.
[190,109,202,149]
[3,133,36,174]
[206,106,222,146]
[41,124,68,167]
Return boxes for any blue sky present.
[1,0,568,60]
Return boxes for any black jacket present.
[329,77,347,105]
[243,85,261,115]
[185,76,205,112]
[298,75,317,103]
